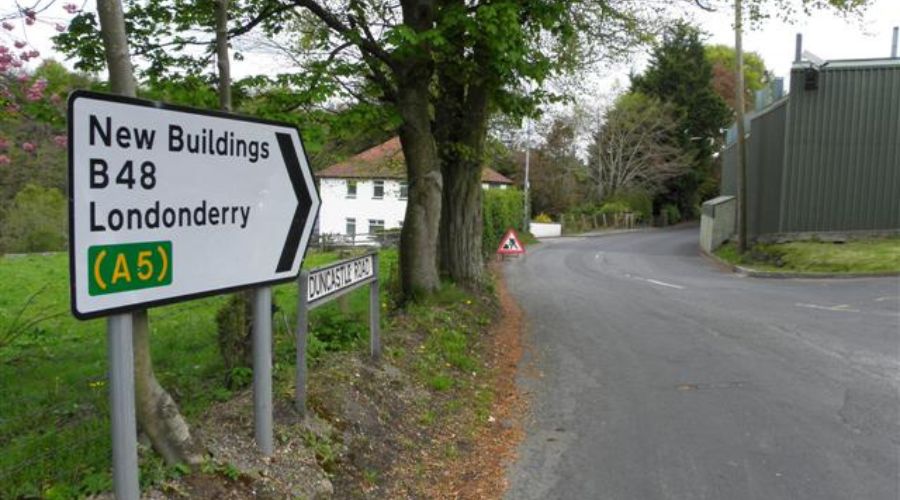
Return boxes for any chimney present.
[795,33,803,63]
[892,27,898,58]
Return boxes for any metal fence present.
[310,229,401,251]
[561,212,640,234]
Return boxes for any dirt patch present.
[140,266,527,499]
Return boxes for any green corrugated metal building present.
[721,57,900,240]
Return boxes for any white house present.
[316,137,514,238]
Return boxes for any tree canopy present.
[631,22,730,216]
[705,44,769,113]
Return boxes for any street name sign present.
[68,91,320,319]
[496,228,525,255]
[306,254,376,308]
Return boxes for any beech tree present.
[433,0,658,285]
[56,0,660,292]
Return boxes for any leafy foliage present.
[604,189,653,221]
[631,22,731,218]
[527,118,589,216]
[214,292,253,388]
[661,203,682,224]
[482,188,524,256]
[0,184,67,253]
[705,44,770,113]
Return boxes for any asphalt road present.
[504,226,899,500]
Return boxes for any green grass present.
[402,283,492,398]
[0,248,396,498]
[715,237,900,274]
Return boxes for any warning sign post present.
[496,228,526,256]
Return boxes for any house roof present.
[318,137,514,184]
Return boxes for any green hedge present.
[482,188,523,256]
[0,184,67,254]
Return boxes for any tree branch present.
[289,0,395,69]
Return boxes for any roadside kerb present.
[698,246,900,279]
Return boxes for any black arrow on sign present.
[275,132,313,273]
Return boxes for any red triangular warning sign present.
[496,228,525,255]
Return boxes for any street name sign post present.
[68,91,320,494]
[295,253,380,416]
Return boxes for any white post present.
[107,313,139,500]
[296,272,309,417]
[252,287,273,455]
[369,254,381,362]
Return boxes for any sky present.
[4,0,899,136]
[693,0,899,81]
[540,0,900,151]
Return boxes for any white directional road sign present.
[68,91,320,319]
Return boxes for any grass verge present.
[0,249,393,498]
[715,237,900,274]
[1,249,522,499]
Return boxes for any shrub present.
[606,189,653,221]
[598,201,630,215]
[0,184,67,253]
[482,188,523,255]
[662,204,681,225]
[533,212,553,223]
[215,292,253,388]
[309,309,367,352]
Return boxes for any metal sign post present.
[107,313,139,500]
[252,286,274,455]
[369,256,381,362]
[295,253,380,412]
[295,272,310,417]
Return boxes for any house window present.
[346,218,356,236]
[399,181,408,200]
[346,180,357,198]
[368,219,384,235]
[373,180,384,199]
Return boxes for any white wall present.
[530,222,562,238]
[318,178,407,235]
[700,195,736,253]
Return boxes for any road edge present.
[698,246,900,279]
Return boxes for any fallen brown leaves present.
[423,263,526,499]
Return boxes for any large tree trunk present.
[396,0,441,298]
[133,311,203,464]
[97,0,136,96]
[434,23,491,286]
[97,0,202,466]
[436,79,489,287]
[397,75,442,297]
[215,0,232,112]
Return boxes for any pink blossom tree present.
[1,2,79,159]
